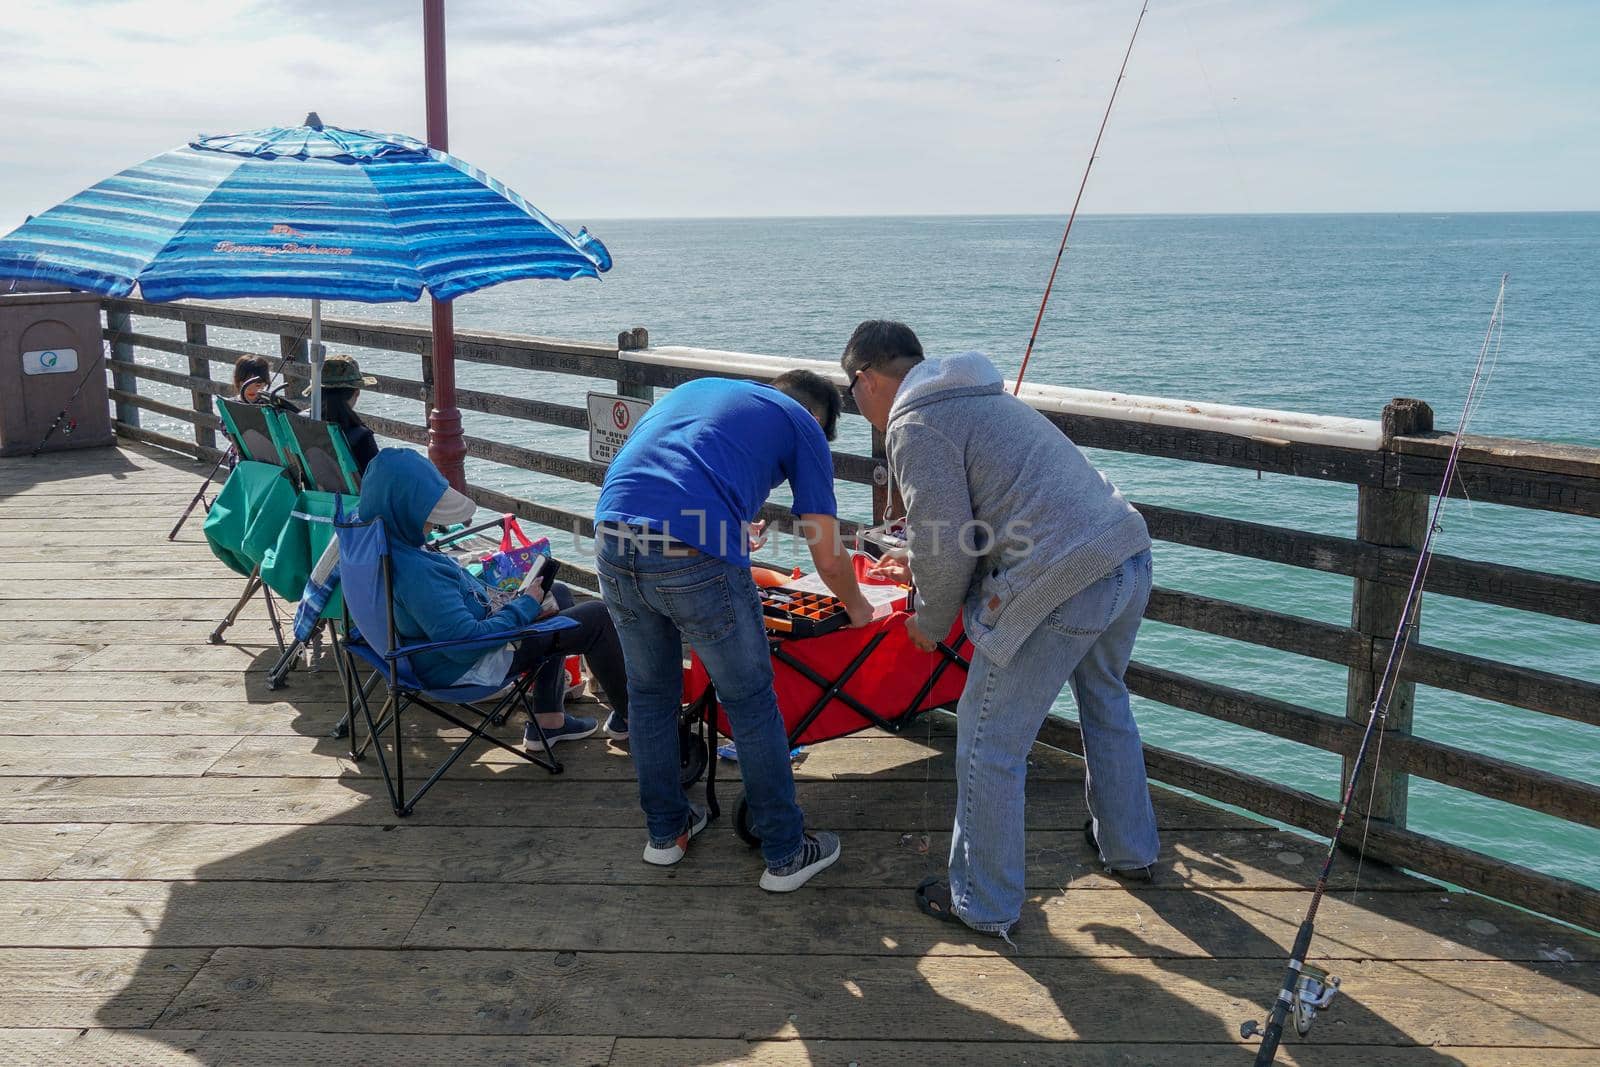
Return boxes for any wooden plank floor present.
[1,443,1597,1066]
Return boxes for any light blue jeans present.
[949,549,1158,934]
[596,529,807,868]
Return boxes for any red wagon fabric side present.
[683,612,969,746]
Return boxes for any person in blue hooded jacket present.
[359,448,629,749]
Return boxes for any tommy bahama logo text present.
[213,224,352,256]
[213,240,353,256]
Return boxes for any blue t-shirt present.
[595,378,838,565]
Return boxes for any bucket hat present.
[321,353,377,388]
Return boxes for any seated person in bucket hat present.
[318,353,380,474]
[359,448,629,749]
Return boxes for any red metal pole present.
[423,0,467,490]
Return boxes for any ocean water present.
[133,213,1600,891]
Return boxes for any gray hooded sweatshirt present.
[888,352,1151,668]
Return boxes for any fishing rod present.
[1013,0,1149,396]
[1241,275,1509,1064]
[167,443,236,541]
[29,343,109,457]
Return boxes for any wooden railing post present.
[279,332,308,402]
[616,327,652,404]
[186,321,216,451]
[104,306,139,428]
[1344,397,1433,831]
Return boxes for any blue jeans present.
[515,583,630,720]
[949,549,1158,934]
[597,532,806,867]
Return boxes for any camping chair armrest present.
[425,516,509,552]
[385,615,579,661]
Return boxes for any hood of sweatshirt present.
[358,447,448,548]
[887,351,1005,425]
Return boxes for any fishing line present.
[1013,0,1149,396]
[1181,7,1254,212]
[1352,286,1505,896]
[1245,274,1509,1064]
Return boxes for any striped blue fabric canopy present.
[0,120,611,302]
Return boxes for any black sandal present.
[1083,819,1156,883]
[915,876,963,924]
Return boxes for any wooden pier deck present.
[1,443,1596,1066]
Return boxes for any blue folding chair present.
[335,503,579,817]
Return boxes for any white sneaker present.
[642,804,709,866]
[759,830,841,892]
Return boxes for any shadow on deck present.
[0,444,1596,1066]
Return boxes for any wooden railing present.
[100,296,1600,931]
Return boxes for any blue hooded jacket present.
[358,449,545,689]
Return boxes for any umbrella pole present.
[309,297,324,421]
[423,0,468,491]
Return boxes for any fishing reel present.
[1240,962,1342,1041]
[30,414,78,457]
[855,519,908,561]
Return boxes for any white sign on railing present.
[22,348,77,375]
[587,392,651,462]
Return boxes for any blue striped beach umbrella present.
[0,114,611,414]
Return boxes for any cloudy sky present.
[3,0,1596,224]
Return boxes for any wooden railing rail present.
[101,319,1600,621]
[97,297,1600,931]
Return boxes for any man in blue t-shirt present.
[596,369,871,893]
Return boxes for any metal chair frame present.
[335,515,576,817]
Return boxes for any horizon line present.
[563,208,1600,223]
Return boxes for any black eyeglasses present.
[848,368,865,397]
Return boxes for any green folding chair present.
[216,397,293,468]
[203,399,300,648]
[258,412,364,689]
[270,409,362,495]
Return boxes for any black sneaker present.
[602,710,629,740]
[759,830,841,892]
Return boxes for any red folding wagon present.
[679,563,970,845]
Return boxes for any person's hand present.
[868,556,911,585]
[522,586,556,616]
[747,519,769,552]
[844,593,875,629]
[905,615,938,652]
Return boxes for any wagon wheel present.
[734,797,761,848]
[679,717,708,787]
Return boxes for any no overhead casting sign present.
[588,392,651,463]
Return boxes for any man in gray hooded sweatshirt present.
[843,320,1159,938]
